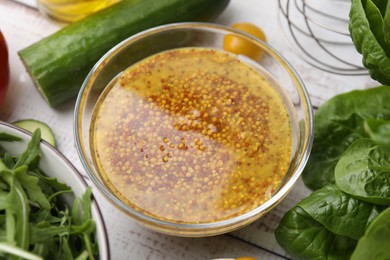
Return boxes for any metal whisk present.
[278,0,368,75]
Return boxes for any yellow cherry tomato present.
[223,22,267,60]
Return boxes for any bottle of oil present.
[37,0,120,23]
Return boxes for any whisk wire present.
[278,0,368,76]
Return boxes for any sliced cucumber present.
[13,119,56,147]
[18,0,230,107]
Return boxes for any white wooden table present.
[0,0,378,259]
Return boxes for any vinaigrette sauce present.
[90,48,293,223]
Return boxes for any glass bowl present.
[74,22,313,237]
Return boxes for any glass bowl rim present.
[74,22,314,231]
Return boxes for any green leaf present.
[80,188,92,222]
[349,0,390,85]
[0,169,30,251]
[71,196,81,226]
[351,206,390,259]
[302,86,390,190]
[75,250,89,260]
[371,0,389,16]
[0,129,98,259]
[2,153,16,169]
[15,168,51,210]
[364,118,390,148]
[31,243,48,258]
[76,188,96,260]
[30,225,69,243]
[14,129,41,169]
[0,242,43,260]
[335,139,390,205]
[275,206,357,260]
[365,0,390,57]
[70,219,95,235]
[61,236,74,260]
[385,1,390,44]
[29,170,70,195]
[298,185,382,240]
[0,133,21,142]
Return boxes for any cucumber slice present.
[13,119,56,147]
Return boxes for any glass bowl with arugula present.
[0,121,109,259]
[75,23,314,236]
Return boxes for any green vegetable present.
[13,119,56,147]
[0,133,20,142]
[0,130,98,259]
[351,207,390,260]
[275,185,383,259]
[302,86,390,190]
[385,1,390,43]
[364,117,390,149]
[297,185,381,240]
[276,86,390,259]
[335,138,390,205]
[18,0,230,107]
[349,0,390,85]
[275,206,357,260]
[275,186,387,259]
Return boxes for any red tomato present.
[0,30,9,106]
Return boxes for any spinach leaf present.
[351,206,390,260]
[335,139,390,205]
[365,0,390,57]
[364,118,390,148]
[385,0,390,44]
[275,206,357,260]
[302,86,390,190]
[349,0,390,85]
[298,185,382,240]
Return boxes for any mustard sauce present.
[90,48,292,223]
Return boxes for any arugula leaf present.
[0,168,30,252]
[61,236,73,260]
[15,167,51,210]
[81,187,93,223]
[0,134,21,142]
[30,224,69,243]
[275,206,357,260]
[2,153,15,169]
[351,206,390,260]
[335,139,390,205]
[77,188,96,260]
[298,185,382,240]
[14,129,41,170]
[0,130,98,259]
[302,86,390,190]
[0,243,42,260]
[29,170,70,194]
